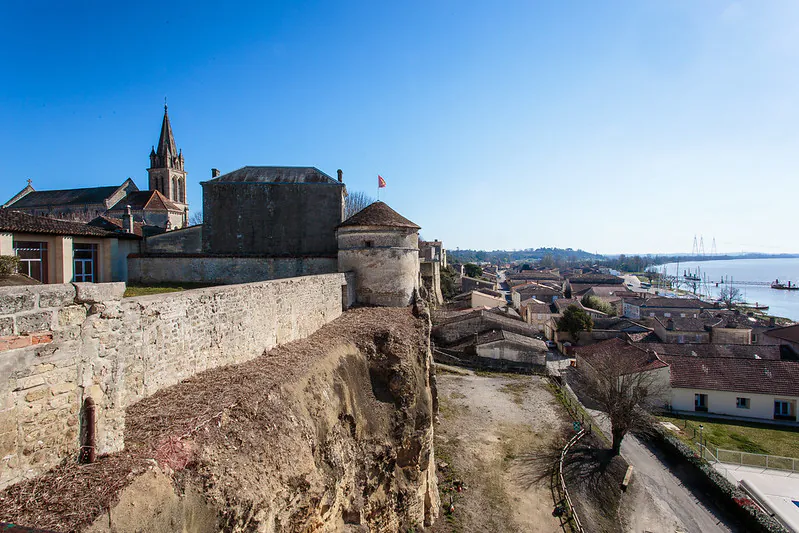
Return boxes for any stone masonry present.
[0,273,352,489]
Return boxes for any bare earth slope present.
[431,371,570,532]
[1,307,439,532]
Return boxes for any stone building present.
[3,105,189,230]
[201,166,345,255]
[337,201,420,307]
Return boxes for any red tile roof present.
[662,355,799,396]
[0,209,124,238]
[576,338,669,375]
[764,324,799,344]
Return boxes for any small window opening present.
[365,240,374,248]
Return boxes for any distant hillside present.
[449,247,603,264]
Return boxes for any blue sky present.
[1,1,797,254]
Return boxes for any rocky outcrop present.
[1,307,439,532]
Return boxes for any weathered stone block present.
[38,284,76,309]
[50,382,76,396]
[0,429,17,458]
[58,305,87,327]
[0,317,13,336]
[0,288,36,315]
[73,282,126,304]
[16,311,54,335]
[25,385,50,403]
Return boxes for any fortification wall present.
[0,274,350,489]
[127,254,337,285]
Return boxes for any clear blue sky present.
[2,1,797,255]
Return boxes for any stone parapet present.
[0,273,350,489]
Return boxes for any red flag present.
[378,175,387,188]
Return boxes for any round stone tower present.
[337,201,420,307]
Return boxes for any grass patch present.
[658,414,799,458]
[124,283,217,298]
[474,370,527,379]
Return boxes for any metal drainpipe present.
[80,397,96,464]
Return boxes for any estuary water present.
[658,257,799,322]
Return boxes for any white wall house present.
[663,355,799,425]
[670,388,798,423]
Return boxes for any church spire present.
[156,104,179,167]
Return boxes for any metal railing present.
[702,445,799,473]
[559,429,588,533]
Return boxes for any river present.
[657,257,799,322]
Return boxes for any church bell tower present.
[147,104,188,225]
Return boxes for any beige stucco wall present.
[471,291,506,308]
[670,387,798,422]
[476,341,546,365]
[711,327,752,345]
[0,273,351,489]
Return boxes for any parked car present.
[545,340,556,349]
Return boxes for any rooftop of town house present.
[653,315,724,332]
[661,355,799,396]
[567,274,625,285]
[591,318,651,332]
[622,296,717,309]
[108,190,183,212]
[587,285,634,297]
[203,166,342,185]
[473,329,548,349]
[0,208,138,239]
[338,201,420,229]
[453,289,505,300]
[575,338,670,374]
[764,324,799,344]
[637,342,782,360]
[88,215,147,237]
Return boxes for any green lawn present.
[123,283,216,298]
[658,414,799,459]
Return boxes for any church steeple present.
[147,104,188,225]
[149,104,184,172]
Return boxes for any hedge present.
[0,255,20,278]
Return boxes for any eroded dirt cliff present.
[0,307,439,532]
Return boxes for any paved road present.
[588,409,739,533]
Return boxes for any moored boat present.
[771,279,799,290]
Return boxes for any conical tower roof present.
[338,201,420,229]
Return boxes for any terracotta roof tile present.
[0,209,122,238]
[662,355,799,396]
[338,201,420,229]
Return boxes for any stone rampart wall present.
[0,273,350,489]
[127,254,337,285]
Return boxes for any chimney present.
[666,318,674,331]
[337,169,343,182]
[211,168,220,178]
[123,205,134,234]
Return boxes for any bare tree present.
[188,210,203,226]
[574,343,670,455]
[718,286,743,309]
[344,191,376,219]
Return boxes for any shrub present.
[0,255,20,278]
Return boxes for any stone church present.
[3,105,189,233]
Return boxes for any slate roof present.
[640,342,781,360]
[576,338,669,375]
[204,166,341,185]
[338,201,420,229]
[7,185,122,208]
[0,209,125,238]
[108,190,183,212]
[662,355,799,396]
